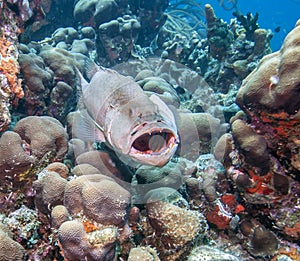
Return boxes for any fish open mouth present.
[131,130,177,155]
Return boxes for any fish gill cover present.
[0,0,299,260]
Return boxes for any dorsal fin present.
[74,66,89,94]
[85,59,101,80]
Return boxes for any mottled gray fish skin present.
[74,64,179,167]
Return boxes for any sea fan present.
[165,0,206,38]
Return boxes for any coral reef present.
[33,171,68,215]
[237,20,300,114]
[157,3,272,98]
[176,112,222,160]
[232,20,300,195]
[33,159,131,260]
[134,161,184,202]
[96,15,141,65]
[0,0,45,131]
[130,0,169,47]
[239,219,279,257]
[63,174,131,227]
[232,10,259,40]
[17,27,95,123]
[0,1,299,260]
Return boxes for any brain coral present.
[14,116,68,161]
[0,131,35,183]
[45,172,131,260]
[0,227,27,261]
[33,171,68,215]
[58,220,118,261]
[63,174,131,227]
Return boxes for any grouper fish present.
[73,63,179,167]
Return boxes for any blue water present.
[204,0,299,51]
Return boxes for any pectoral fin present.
[72,110,106,142]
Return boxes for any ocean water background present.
[203,0,299,51]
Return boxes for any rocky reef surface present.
[0,0,299,260]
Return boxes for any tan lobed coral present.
[14,116,68,161]
[0,227,27,261]
[237,19,300,114]
[134,161,184,202]
[63,174,130,227]
[231,119,270,174]
[0,131,35,183]
[75,151,126,181]
[36,46,86,122]
[33,171,68,215]
[176,112,222,161]
[33,163,132,260]
[58,220,118,261]
[18,52,54,115]
[97,15,141,64]
[0,116,68,188]
[58,174,130,259]
[39,47,78,86]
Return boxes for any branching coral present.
[233,10,259,40]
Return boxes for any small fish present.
[73,61,179,167]
[274,26,281,33]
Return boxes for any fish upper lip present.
[130,120,175,137]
